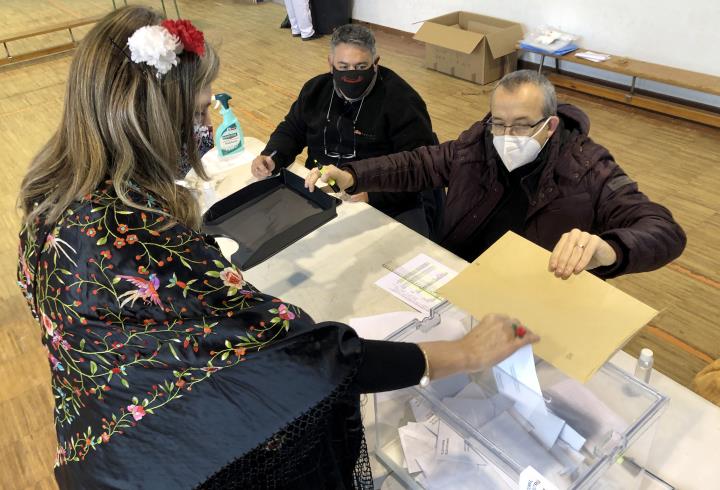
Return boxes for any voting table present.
[190,138,720,489]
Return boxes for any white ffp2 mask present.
[492,118,551,172]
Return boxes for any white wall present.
[352,0,720,107]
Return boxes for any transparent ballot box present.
[372,304,669,489]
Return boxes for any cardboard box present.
[414,12,524,85]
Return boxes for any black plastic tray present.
[203,169,340,270]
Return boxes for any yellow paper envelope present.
[437,232,657,382]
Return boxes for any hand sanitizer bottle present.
[212,92,244,158]
[634,348,654,384]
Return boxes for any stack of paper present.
[374,254,458,317]
[520,26,579,55]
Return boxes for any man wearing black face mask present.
[252,24,443,238]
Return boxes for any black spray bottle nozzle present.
[213,93,232,110]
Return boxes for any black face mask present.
[332,66,377,102]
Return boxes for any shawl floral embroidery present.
[17,181,303,466]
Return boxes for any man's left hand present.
[548,228,617,279]
[349,192,369,203]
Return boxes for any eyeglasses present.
[323,91,365,160]
[488,117,548,137]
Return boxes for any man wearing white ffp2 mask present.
[304,70,687,281]
[492,117,551,172]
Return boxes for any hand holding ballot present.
[419,314,540,381]
[458,314,540,372]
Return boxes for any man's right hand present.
[251,155,276,179]
[304,164,355,192]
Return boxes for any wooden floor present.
[1,1,719,488]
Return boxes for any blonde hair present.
[19,6,219,229]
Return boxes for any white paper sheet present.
[409,396,434,423]
[558,423,586,452]
[575,51,611,62]
[453,382,488,400]
[442,397,509,428]
[519,465,560,490]
[515,405,566,449]
[428,373,471,399]
[435,420,487,468]
[480,412,565,478]
[545,378,626,451]
[398,422,437,474]
[375,254,458,315]
[493,345,546,417]
[348,311,422,340]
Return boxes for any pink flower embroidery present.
[48,352,64,372]
[51,332,71,351]
[219,267,245,288]
[19,252,33,285]
[278,304,295,321]
[41,312,55,335]
[127,404,146,421]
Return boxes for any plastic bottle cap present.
[639,348,653,361]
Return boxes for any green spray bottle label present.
[220,123,241,152]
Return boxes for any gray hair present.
[495,70,557,117]
[330,24,377,59]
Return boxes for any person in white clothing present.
[283,0,321,41]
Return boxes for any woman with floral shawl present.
[16,7,537,489]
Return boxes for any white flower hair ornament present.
[125,20,206,78]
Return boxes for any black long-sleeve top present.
[261,66,438,219]
[356,340,425,393]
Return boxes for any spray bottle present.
[212,93,244,158]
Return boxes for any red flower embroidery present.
[127,404,146,421]
[114,238,126,249]
[126,234,138,244]
[100,250,112,260]
[86,228,97,237]
[117,224,129,234]
[162,19,205,56]
[101,432,110,443]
